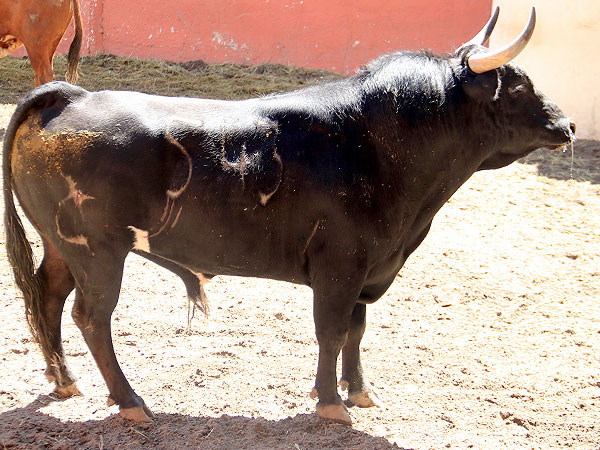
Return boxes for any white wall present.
[491,1,600,139]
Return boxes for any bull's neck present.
[363,99,491,234]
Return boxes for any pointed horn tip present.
[467,7,537,74]
[523,7,537,39]
[529,7,536,25]
[461,6,501,49]
[487,6,501,32]
[483,7,501,45]
[524,7,536,33]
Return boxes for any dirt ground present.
[0,56,599,450]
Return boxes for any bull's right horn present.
[468,7,536,74]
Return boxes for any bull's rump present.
[9,86,366,284]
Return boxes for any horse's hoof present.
[316,403,352,425]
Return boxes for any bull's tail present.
[3,83,85,348]
[65,0,83,84]
[3,101,45,343]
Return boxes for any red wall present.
[15,0,492,75]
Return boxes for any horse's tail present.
[65,0,83,84]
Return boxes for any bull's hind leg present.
[340,303,382,408]
[69,249,154,423]
[35,238,80,397]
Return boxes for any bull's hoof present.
[309,387,319,399]
[339,379,382,408]
[120,403,155,423]
[316,403,352,425]
[348,391,383,408]
[53,383,83,398]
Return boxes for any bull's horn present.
[464,6,500,47]
[468,7,536,74]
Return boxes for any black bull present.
[3,9,575,424]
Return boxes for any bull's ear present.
[462,69,499,103]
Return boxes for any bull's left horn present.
[468,7,536,74]
[463,6,500,47]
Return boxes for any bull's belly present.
[129,214,312,285]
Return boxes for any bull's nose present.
[569,120,576,135]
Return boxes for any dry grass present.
[0,54,343,103]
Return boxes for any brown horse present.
[0,0,83,86]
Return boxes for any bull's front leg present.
[310,278,365,425]
[340,302,383,408]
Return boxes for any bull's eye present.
[508,84,527,96]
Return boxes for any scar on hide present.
[303,219,321,255]
[259,150,283,206]
[220,119,277,186]
[171,206,183,229]
[55,226,89,248]
[64,176,94,208]
[55,176,95,248]
[164,122,193,199]
[220,128,251,189]
[147,120,195,239]
[259,120,282,206]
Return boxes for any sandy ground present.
[0,98,599,450]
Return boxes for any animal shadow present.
[520,140,600,184]
[0,395,408,450]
